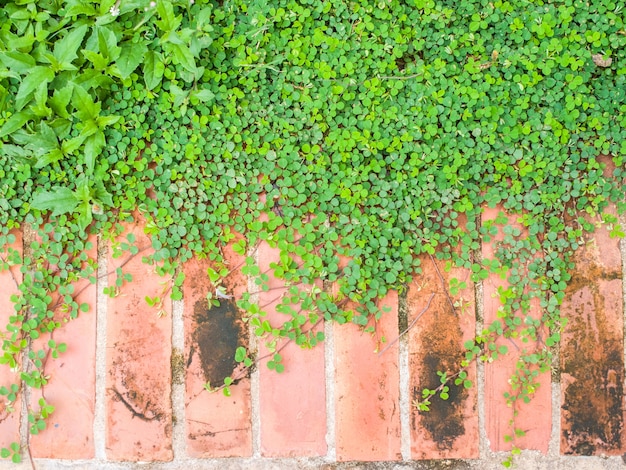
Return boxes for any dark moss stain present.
[561,247,624,455]
[191,298,247,387]
[412,299,468,451]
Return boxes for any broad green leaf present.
[143,50,165,90]
[0,111,34,138]
[82,50,108,70]
[96,114,120,128]
[65,1,98,17]
[53,25,88,65]
[191,89,215,103]
[164,41,196,74]
[26,121,59,156]
[14,66,54,111]
[156,1,181,33]
[83,131,104,174]
[35,149,64,168]
[0,51,35,74]
[71,84,100,121]
[48,86,73,118]
[115,42,147,80]
[31,187,79,216]
[97,26,120,61]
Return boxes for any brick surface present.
[30,234,98,458]
[334,291,401,461]
[106,216,173,461]
[560,211,625,455]
[257,238,327,457]
[408,249,478,459]
[0,230,22,454]
[482,206,551,452]
[183,232,252,457]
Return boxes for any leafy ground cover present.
[0,0,625,463]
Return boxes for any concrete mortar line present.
[397,289,411,461]
[94,235,108,461]
[323,316,336,461]
[171,298,186,461]
[474,279,490,460]
[398,337,410,460]
[19,224,36,461]
[249,246,261,458]
[548,322,561,457]
[620,212,626,455]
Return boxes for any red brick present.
[257,238,327,457]
[30,234,98,458]
[482,206,551,452]
[106,215,172,461]
[408,249,479,458]
[560,208,625,455]
[183,231,252,457]
[0,229,23,454]
[334,291,401,461]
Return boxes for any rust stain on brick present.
[412,307,468,451]
[191,298,247,388]
[561,247,624,455]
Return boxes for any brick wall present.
[0,207,625,469]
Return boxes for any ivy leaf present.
[143,50,165,90]
[115,42,147,80]
[53,25,88,68]
[31,187,79,216]
[14,66,55,111]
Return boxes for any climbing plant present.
[0,0,625,464]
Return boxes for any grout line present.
[249,247,261,458]
[324,318,336,461]
[399,337,411,460]
[548,317,561,457]
[475,279,489,459]
[171,298,186,460]
[20,224,35,461]
[398,289,411,461]
[94,236,108,461]
[620,213,626,456]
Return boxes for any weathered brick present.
[30,234,98,459]
[334,291,401,461]
[183,231,252,457]
[257,238,327,457]
[560,208,625,455]
[0,230,22,455]
[482,206,551,452]
[106,216,173,461]
[408,248,479,458]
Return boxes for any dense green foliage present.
[0,0,625,462]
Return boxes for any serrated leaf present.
[31,187,79,216]
[156,0,181,33]
[0,51,36,74]
[164,41,197,74]
[53,25,88,65]
[48,86,73,118]
[97,26,120,61]
[191,89,215,103]
[71,84,100,121]
[143,50,165,90]
[15,66,54,111]
[0,111,34,138]
[82,50,108,70]
[115,42,147,80]
[83,131,104,174]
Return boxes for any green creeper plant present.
[0,0,625,464]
